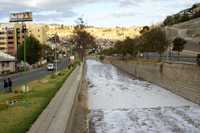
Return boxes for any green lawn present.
[0,67,75,133]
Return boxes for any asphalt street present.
[0,58,68,90]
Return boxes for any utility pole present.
[22,22,29,92]
[56,42,58,73]
[53,34,58,73]
[23,23,27,71]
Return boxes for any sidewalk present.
[27,64,83,133]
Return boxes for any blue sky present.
[0,0,199,27]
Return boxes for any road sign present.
[9,12,33,22]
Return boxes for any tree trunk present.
[178,52,180,61]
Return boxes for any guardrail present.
[141,55,197,64]
[111,55,198,65]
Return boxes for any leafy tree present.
[141,27,169,56]
[140,26,150,34]
[18,35,43,65]
[164,16,175,25]
[41,45,54,62]
[180,13,190,22]
[172,37,186,57]
[164,14,190,25]
[123,37,138,57]
[102,27,169,59]
[71,18,96,60]
[102,37,138,58]
[101,48,115,56]
[114,40,124,56]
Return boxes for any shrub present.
[50,74,56,79]
[0,103,8,111]
[75,60,81,65]
[58,71,65,76]
[173,37,186,56]
[99,55,105,61]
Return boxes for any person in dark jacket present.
[8,78,12,92]
[3,79,8,91]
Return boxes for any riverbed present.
[86,60,200,133]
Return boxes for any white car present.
[47,63,54,71]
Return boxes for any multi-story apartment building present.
[27,24,48,44]
[0,23,48,56]
[0,28,8,53]
[0,23,27,56]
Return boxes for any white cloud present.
[0,0,199,26]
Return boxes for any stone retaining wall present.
[108,58,200,104]
[28,64,84,133]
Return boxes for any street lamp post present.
[53,35,58,73]
[23,24,27,71]
[56,43,58,73]
[22,22,29,92]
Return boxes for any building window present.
[8,42,14,44]
[8,36,14,39]
[5,62,9,67]
[2,63,4,67]
[7,31,13,34]
[0,42,5,45]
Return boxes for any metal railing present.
[140,52,197,64]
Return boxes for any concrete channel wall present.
[28,64,84,133]
[107,58,200,104]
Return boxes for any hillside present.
[166,17,200,54]
[164,3,200,25]
[47,26,141,40]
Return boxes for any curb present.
[27,64,83,133]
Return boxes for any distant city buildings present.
[95,39,115,49]
[47,25,141,41]
[0,22,141,57]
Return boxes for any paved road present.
[0,58,68,90]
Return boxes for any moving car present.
[47,63,54,71]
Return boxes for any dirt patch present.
[71,77,89,133]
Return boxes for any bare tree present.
[71,18,96,60]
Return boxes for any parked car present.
[47,63,54,71]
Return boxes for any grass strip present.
[0,66,76,133]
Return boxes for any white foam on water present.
[86,60,200,133]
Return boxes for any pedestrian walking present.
[3,79,8,91]
[8,78,12,92]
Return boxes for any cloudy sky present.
[0,0,199,27]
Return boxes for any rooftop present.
[0,52,16,62]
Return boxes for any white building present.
[0,52,16,74]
